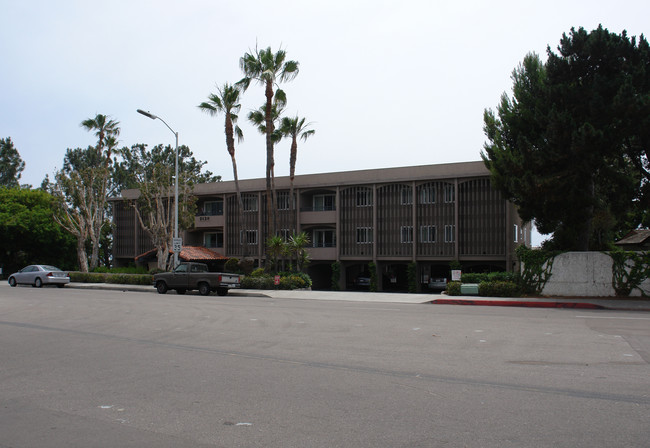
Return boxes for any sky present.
[2,0,649,245]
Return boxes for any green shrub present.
[241,275,275,289]
[69,272,108,283]
[331,261,341,291]
[106,274,153,285]
[446,281,461,296]
[487,271,516,282]
[461,273,487,283]
[224,258,240,273]
[478,281,521,297]
[250,267,266,278]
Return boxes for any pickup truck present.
[153,262,242,296]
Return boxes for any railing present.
[300,205,336,212]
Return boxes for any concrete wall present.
[541,251,650,297]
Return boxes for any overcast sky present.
[2,0,649,244]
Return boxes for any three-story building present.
[112,161,530,291]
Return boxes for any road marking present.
[575,316,650,320]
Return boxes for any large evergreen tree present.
[0,137,25,188]
[483,26,649,250]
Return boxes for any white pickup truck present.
[153,262,242,296]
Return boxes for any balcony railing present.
[300,205,336,212]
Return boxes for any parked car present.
[354,273,371,288]
[428,277,448,292]
[153,262,242,296]
[8,265,70,288]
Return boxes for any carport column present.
[336,187,344,290]
[372,183,381,291]
[412,181,420,292]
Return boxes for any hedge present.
[70,272,153,285]
[477,281,521,297]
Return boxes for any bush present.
[446,281,461,296]
[240,272,312,290]
[461,273,487,283]
[224,258,240,273]
[240,275,275,289]
[249,267,266,278]
[70,271,153,285]
[106,274,153,285]
[478,281,521,297]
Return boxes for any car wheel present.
[8,277,17,287]
[198,282,211,296]
[216,288,228,296]
[156,281,168,294]
[176,288,186,295]
[34,278,43,288]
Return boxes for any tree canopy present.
[0,187,76,274]
[0,137,25,188]
[482,25,650,251]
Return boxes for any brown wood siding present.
[459,178,506,255]
[340,186,373,257]
[416,181,455,257]
[377,184,413,257]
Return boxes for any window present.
[204,232,223,248]
[400,226,413,243]
[277,192,290,210]
[242,195,258,212]
[313,229,336,247]
[313,194,335,211]
[279,229,293,241]
[241,230,258,245]
[356,227,373,244]
[420,225,436,243]
[419,185,435,204]
[202,200,223,216]
[401,187,413,205]
[444,184,455,203]
[514,224,519,243]
[444,225,455,243]
[356,189,372,207]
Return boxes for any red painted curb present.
[431,299,605,309]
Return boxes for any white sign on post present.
[451,270,462,282]
[172,238,183,253]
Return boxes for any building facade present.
[112,161,531,291]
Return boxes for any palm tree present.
[265,235,285,274]
[80,114,120,270]
[288,232,310,273]
[279,116,315,212]
[239,46,299,236]
[198,83,246,254]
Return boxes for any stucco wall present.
[540,251,650,297]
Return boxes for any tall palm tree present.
[279,116,315,212]
[80,114,120,270]
[239,46,299,236]
[198,83,246,255]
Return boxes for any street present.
[0,283,649,447]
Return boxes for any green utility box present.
[460,283,479,295]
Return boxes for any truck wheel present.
[156,281,168,294]
[216,288,228,296]
[176,289,186,295]
[198,282,211,296]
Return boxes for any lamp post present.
[137,109,180,269]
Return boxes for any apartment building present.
[112,161,530,291]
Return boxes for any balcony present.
[306,246,337,260]
[195,214,225,228]
[300,207,336,225]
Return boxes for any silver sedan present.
[8,265,70,288]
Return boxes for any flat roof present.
[190,161,489,196]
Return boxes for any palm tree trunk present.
[265,79,276,237]
[289,137,298,227]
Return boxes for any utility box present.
[460,283,479,295]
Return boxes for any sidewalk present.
[64,282,650,311]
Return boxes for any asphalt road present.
[1,283,649,447]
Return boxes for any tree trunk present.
[289,137,298,228]
[265,79,276,237]
[76,235,89,273]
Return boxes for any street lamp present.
[137,109,180,269]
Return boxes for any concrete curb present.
[60,282,650,311]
